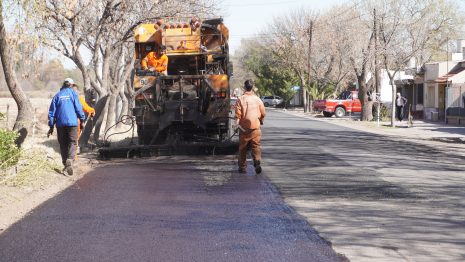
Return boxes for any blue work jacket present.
[48,87,86,127]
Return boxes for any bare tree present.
[0,0,34,145]
[376,0,464,126]
[33,0,220,145]
[240,6,356,111]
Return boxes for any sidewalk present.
[277,108,465,151]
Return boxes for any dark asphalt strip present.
[0,158,346,262]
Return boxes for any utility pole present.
[374,9,380,125]
[374,9,380,94]
[304,20,313,113]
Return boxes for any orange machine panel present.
[164,28,201,53]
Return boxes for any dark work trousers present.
[396,105,405,121]
[57,126,78,165]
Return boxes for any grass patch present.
[0,148,62,187]
[0,128,21,170]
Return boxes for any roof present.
[435,62,465,83]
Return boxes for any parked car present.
[313,90,362,118]
[261,95,284,107]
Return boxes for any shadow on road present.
[261,111,465,261]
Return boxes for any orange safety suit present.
[235,91,266,170]
[76,95,95,159]
[141,52,168,73]
[77,95,95,136]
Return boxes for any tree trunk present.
[391,81,396,127]
[306,92,311,113]
[126,79,135,112]
[0,2,34,146]
[93,95,110,143]
[299,75,307,112]
[79,95,108,146]
[358,78,373,121]
[116,87,129,129]
[105,90,118,133]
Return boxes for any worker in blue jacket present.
[48,78,85,176]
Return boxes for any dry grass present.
[0,146,62,187]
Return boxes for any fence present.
[445,84,465,125]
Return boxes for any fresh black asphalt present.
[0,113,348,262]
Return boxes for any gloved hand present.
[47,127,54,138]
[80,121,85,131]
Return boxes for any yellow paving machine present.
[100,17,237,158]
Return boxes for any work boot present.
[238,167,246,173]
[254,160,262,174]
[64,159,73,176]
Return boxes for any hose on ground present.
[102,115,136,147]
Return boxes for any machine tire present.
[264,102,269,107]
[323,111,333,117]
[335,107,346,118]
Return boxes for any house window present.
[417,84,424,104]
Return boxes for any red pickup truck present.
[313,90,362,118]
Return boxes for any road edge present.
[0,155,98,234]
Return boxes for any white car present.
[261,95,284,107]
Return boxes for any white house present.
[422,61,465,121]
[365,69,413,103]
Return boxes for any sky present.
[57,0,348,68]
[219,0,350,55]
[47,0,465,69]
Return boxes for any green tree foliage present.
[307,82,336,101]
[0,127,20,170]
[242,41,299,104]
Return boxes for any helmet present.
[64,78,75,85]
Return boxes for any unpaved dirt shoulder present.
[1,96,100,232]
[0,155,98,233]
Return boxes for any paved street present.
[1,110,465,262]
[0,157,344,262]
[262,110,465,261]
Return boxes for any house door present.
[438,84,446,120]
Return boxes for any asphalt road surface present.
[3,110,464,261]
[0,156,346,261]
[260,110,465,261]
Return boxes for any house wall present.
[446,83,465,108]
[439,61,458,76]
[424,64,439,82]
[378,70,413,103]
[380,71,393,103]
[423,61,465,121]
[450,67,465,83]
[424,83,438,120]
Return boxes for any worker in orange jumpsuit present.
[73,85,95,157]
[141,45,168,74]
[235,80,266,174]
